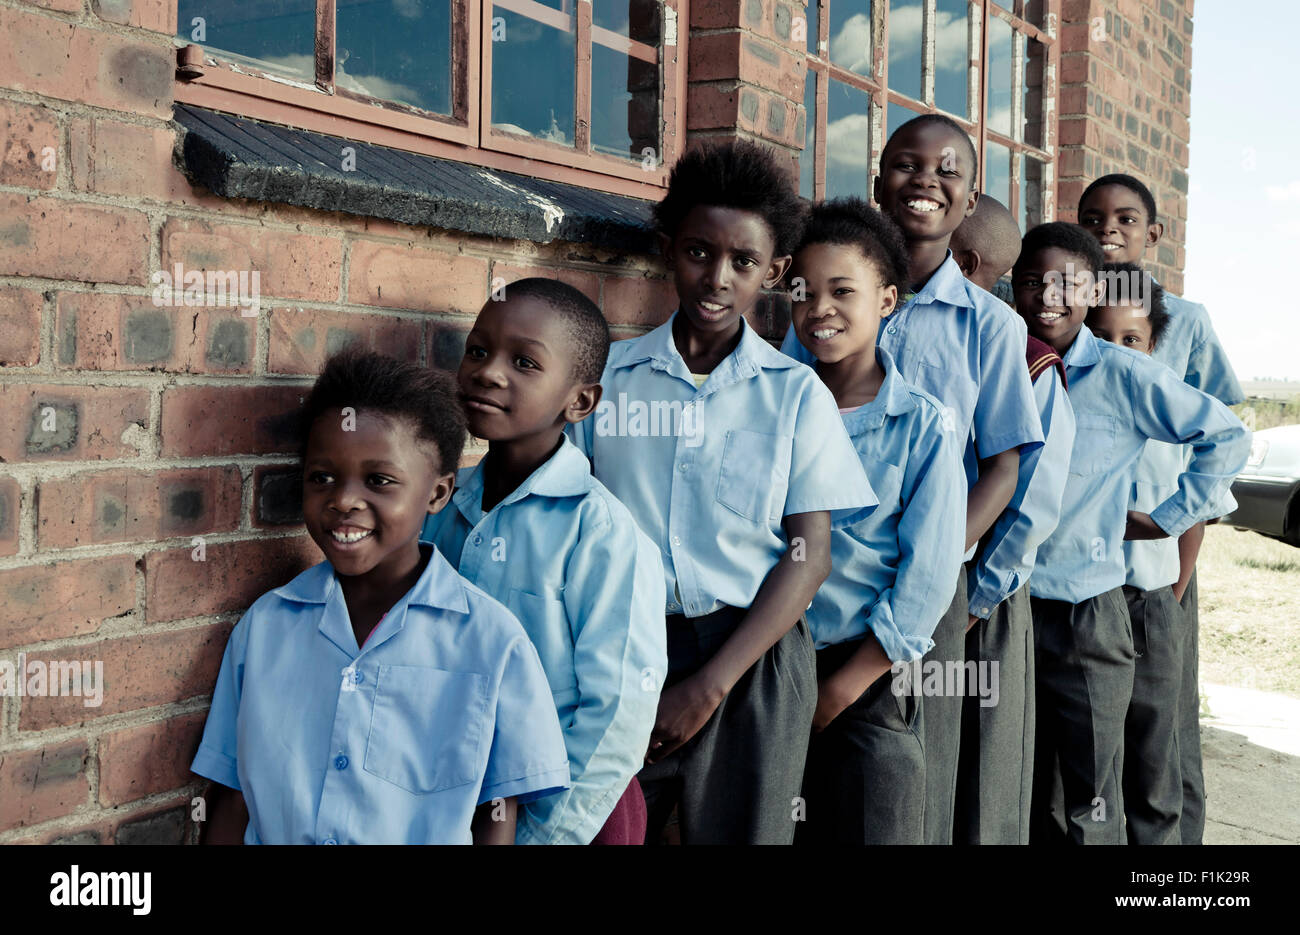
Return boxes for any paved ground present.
[1201,682,1300,844]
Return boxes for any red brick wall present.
[1057,0,1195,294]
[0,0,690,844]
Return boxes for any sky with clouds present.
[1184,0,1299,382]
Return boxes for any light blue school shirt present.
[968,361,1076,618]
[190,546,571,845]
[421,438,666,845]
[1125,287,1244,588]
[569,310,878,618]
[1031,327,1250,604]
[781,254,1045,485]
[806,348,966,660]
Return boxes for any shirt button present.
[472,534,483,546]
[672,536,681,546]
[322,838,338,845]
[353,671,364,684]
[334,755,349,770]
[887,325,897,334]
[678,463,688,472]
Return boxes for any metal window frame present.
[172,0,687,199]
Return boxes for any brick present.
[24,0,85,12]
[0,740,90,832]
[69,117,181,202]
[161,218,344,303]
[687,84,742,131]
[38,466,243,549]
[115,803,190,845]
[0,193,150,286]
[488,264,602,306]
[0,285,43,367]
[0,6,172,119]
[428,323,469,371]
[347,241,488,314]
[144,534,321,623]
[0,99,59,190]
[689,32,806,100]
[253,464,303,527]
[691,0,744,28]
[0,555,135,647]
[92,0,177,34]
[18,623,234,729]
[0,476,19,558]
[0,383,149,463]
[268,307,424,374]
[161,384,308,458]
[99,712,207,806]
[602,275,678,327]
[55,294,255,374]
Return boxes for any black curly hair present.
[1080,173,1158,224]
[1091,260,1170,345]
[300,349,466,474]
[653,140,807,257]
[792,197,910,295]
[493,277,610,385]
[1014,221,1106,276]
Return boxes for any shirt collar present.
[452,436,594,525]
[1062,324,1102,371]
[840,346,916,432]
[608,309,799,392]
[273,544,471,615]
[897,252,975,313]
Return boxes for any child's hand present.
[812,676,857,732]
[966,613,981,633]
[645,675,724,763]
[1124,510,1169,541]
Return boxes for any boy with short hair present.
[193,351,570,844]
[423,277,667,845]
[1013,223,1249,845]
[572,140,878,844]
[1078,174,1244,844]
[783,116,1045,843]
[950,195,1076,845]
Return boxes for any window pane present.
[829,0,872,77]
[887,100,919,136]
[335,0,452,114]
[1021,153,1045,231]
[591,0,660,161]
[807,0,820,53]
[984,139,1011,206]
[986,13,1013,136]
[177,0,315,81]
[934,0,968,118]
[491,5,576,148]
[888,0,922,101]
[1023,36,1046,149]
[800,71,818,199]
[826,80,871,199]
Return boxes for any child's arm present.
[646,509,831,762]
[965,447,1020,551]
[201,782,249,845]
[1173,521,1205,602]
[471,796,517,844]
[815,631,893,730]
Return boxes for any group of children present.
[190,114,1249,845]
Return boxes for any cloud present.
[826,112,873,168]
[1266,180,1300,202]
[829,14,872,73]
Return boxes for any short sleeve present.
[190,615,251,791]
[479,634,571,806]
[973,313,1044,458]
[782,375,879,526]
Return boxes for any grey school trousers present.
[798,637,926,845]
[1030,587,1135,845]
[1178,572,1206,844]
[1122,584,1185,845]
[640,606,817,845]
[955,583,1034,845]
[921,565,968,845]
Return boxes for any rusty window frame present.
[172,0,686,199]
[801,0,1058,224]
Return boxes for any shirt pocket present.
[1070,412,1119,477]
[716,429,792,524]
[919,355,975,443]
[867,460,906,514]
[507,587,578,709]
[363,665,488,795]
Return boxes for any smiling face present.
[790,241,897,366]
[662,204,790,339]
[874,122,978,247]
[1013,246,1101,355]
[1087,299,1156,354]
[302,409,452,579]
[458,294,595,447]
[1078,184,1162,263]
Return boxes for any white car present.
[1223,423,1300,547]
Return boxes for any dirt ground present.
[1197,524,1300,697]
